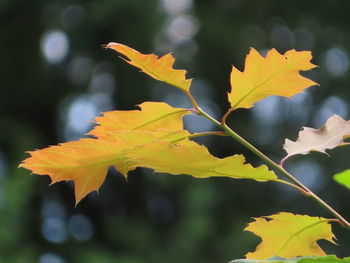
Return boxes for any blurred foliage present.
[1,0,350,262]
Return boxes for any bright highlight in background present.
[40,30,70,64]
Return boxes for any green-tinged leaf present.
[21,100,276,204]
[106,42,192,91]
[245,212,336,259]
[333,169,350,190]
[281,115,350,165]
[230,255,350,263]
[228,48,317,111]
[127,139,277,181]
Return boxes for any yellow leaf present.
[20,130,190,204]
[245,212,336,259]
[106,42,192,92]
[229,48,317,110]
[127,139,277,181]
[89,101,191,139]
[20,102,276,204]
[20,138,131,204]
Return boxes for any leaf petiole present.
[192,101,350,230]
[170,131,227,144]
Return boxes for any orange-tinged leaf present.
[245,212,336,259]
[228,48,317,110]
[20,138,130,204]
[106,42,192,92]
[20,130,190,204]
[20,101,276,204]
[282,115,350,164]
[127,139,277,181]
[89,102,191,139]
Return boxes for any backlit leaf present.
[21,100,278,204]
[230,255,350,263]
[228,48,317,110]
[20,138,132,204]
[282,115,350,164]
[106,42,192,92]
[89,101,191,139]
[127,139,277,181]
[20,131,190,204]
[333,169,350,190]
[245,212,336,259]
[21,102,194,203]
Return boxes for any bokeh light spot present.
[40,30,69,64]
[323,48,349,77]
[40,252,66,263]
[68,214,94,241]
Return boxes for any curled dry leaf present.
[281,115,350,165]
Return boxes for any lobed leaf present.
[333,169,350,190]
[106,42,192,92]
[282,115,350,164]
[21,102,277,204]
[20,138,132,204]
[89,101,191,139]
[245,212,336,259]
[20,130,188,204]
[127,139,277,181]
[228,48,317,111]
[230,255,350,263]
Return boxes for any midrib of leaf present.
[277,219,331,254]
[127,53,188,90]
[159,154,273,179]
[232,65,286,110]
[28,154,125,169]
[287,134,350,156]
[132,109,190,130]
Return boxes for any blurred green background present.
[1,0,350,262]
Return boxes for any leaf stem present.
[274,179,308,194]
[185,91,200,111]
[221,108,234,124]
[170,131,227,143]
[195,105,350,230]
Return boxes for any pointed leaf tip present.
[230,255,350,263]
[282,115,350,163]
[228,48,317,111]
[245,212,336,259]
[333,169,350,190]
[105,42,192,92]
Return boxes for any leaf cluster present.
[20,43,350,261]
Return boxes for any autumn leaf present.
[127,139,277,181]
[228,48,317,111]
[106,42,192,92]
[20,138,133,204]
[333,169,350,190]
[20,129,191,204]
[281,115,350,164]
[20,130,277,203]
[20,99,278,204]
[89,101,192,139]
[230,255,350,263]
[245,212,336,259]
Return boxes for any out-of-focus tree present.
[1,0,350,262]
